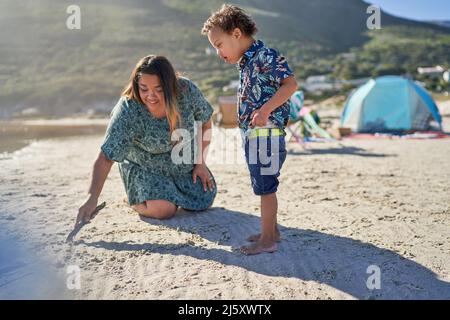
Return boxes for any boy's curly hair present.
[201,4,257,36]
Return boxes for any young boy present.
[202,4,298,255]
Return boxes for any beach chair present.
[215,96,238,128]
[287,91,334,146]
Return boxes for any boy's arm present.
[250,75,298,127]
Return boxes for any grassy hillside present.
[0,0,449,117]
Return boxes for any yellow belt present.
[248,128,285,139]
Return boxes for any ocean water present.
[0,120,107,155]
[0,232,72,299]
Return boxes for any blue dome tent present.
[341,76,442,133]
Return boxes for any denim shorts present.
[243,132,287,196]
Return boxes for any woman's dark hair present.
[122,55,180,133]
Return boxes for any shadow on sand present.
[77,207,450,299]
[287,144,397,158]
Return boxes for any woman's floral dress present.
[101,77,216,210]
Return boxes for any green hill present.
[0,0,449,117]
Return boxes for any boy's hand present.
[250,108,270,127]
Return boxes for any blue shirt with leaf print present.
[237,39,294,131]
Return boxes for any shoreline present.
[0,118,109,154]
[1,99,450,154]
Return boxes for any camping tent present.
[341,76,442,133]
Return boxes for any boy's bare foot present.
[246,233,281,242]
[240,242,278,255]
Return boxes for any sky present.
[366,0,450,21]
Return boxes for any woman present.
[76,55,216,225]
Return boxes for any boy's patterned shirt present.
[237,40,294,131]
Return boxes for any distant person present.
[202,5,298,255]
[76,55,216,226]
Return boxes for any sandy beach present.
[1,103,450,300]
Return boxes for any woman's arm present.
[198,119,212,164]
[192,119,214,192]
[75,151,114,226]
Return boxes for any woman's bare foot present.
[246,232,281,243]
[240,241,278,255]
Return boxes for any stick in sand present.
[66,202,106,243]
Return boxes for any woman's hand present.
[75,196,98,227]
[192,163,215,192]
[74,151,113,228]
